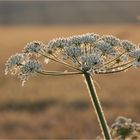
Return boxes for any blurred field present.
[0,24,140,139]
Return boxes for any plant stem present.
[37,70,82,76]
[84,73,111,140]
[96,64,132,75]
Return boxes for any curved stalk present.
[84,73,111,140]
[106,59,134,70]
[104,51,126,66]
[96,64,132,74]
[37,70,83,76]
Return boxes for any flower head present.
[80,53,103,72]
[129,49,140,67]
[69,33,99,45]
[48,37,69,50]
[18,60,42,86]
[5,53,29,75]
[121,40,136,52]
[23,41,46,55]
[100,35,121,46]
[5,33,140,85]
[64,45,82,62]
[5,53,42,86]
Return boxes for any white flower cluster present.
[64,45,82,62]
[47,33,99,51]
[5,53,42,86]
[100,35,121,46]
[68,33,99,45]
[18,60,42,86]
[95,40,113,54]
[23,41,46,55]
[48,37,69,50]
[80,54,103,73]
[5,33,140,85]
[121,40,136,52]
[5,53,29,75]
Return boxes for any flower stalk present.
[84,72,111,140]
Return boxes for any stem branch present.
[37,70,82,76]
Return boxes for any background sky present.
[0,1,140,25]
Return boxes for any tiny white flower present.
[20,60,42,74]
[79,33,99,44]
[64,45,81,63]
[95,40,113,54]
[18,60,42,86]
[69,33,99,45]
[100,35,121,46]
[80,54,103,71]
[121,40,136,52]
[129,49,140,68]
[5,53,29,75]
[23,41,46,54]
[48,37,69,50]
[129,49,140,59]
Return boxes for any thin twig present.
[104,51,126,66]
[106,59,134,70]
[96,64,132,74]
[37,70,83,76]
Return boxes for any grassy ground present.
[0,24,140,139]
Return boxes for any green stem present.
[84,73,111,140]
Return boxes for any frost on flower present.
[129,49,140,67]
[23,41,46,55]
[69,33,99,45]
[95,40,113,54]
[64,45,82,62]
[129,49,140,59]
[48,37,69,51]
[80,53,103,73]
[5,33,140,85]
[100,35,120,46]
[121,40,136,52]
[5,53,42,86]
[5,53,29,75]
[18,60,42,86]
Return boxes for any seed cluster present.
[5,33,140,85]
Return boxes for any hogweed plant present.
[5,33,140,139]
